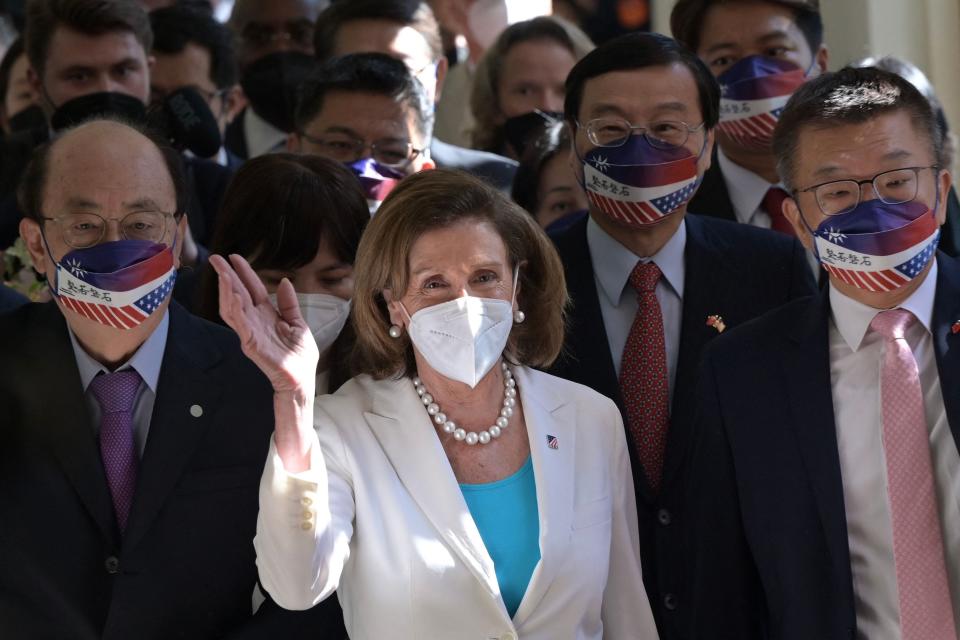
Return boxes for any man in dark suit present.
[312,0,518,192]
[0,117,343,638]
[0,282,27,313]
[687,67,960,640]
[549,32,815,639]
[671,0,827,233]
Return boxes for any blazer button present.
[657,508,672,526]
[104,556,120,574]
[663,593,678,611]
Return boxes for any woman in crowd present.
[211,169,658,639]
[511,121,588,231]
[199,152,369,394]
[470,15,593,159]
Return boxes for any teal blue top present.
[460,456,541,617]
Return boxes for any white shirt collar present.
[717,148,780,224]
[586,215,687,306]
[243,108,287,158]
[829,259,938,352]
[69,309,170,394]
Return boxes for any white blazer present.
[255,366,658,640]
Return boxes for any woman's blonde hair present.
[470,15,594,154]
[352,168,569,379]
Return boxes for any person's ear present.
[26,66,50,111]
[784,196,814,252]
[815,44,829,75]
[433,56,449,103]
[699,128,715,173]
[382,288,406,328]
[935,168,952,226]
[222,85,246,124]
[286,132,301,152]
[19,217,52,280]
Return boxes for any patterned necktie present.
[89,369,142,533]
[620,261,670,493]
[761,187,796,236]
[870,309,957,640]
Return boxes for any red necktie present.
[619,262,670,493]
[762,187,795,236]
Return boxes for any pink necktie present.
[619,261,669,493]
[90,370,142,533]
[871,309,956,640]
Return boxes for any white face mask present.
[400,268,518,388]
[269,292,351,354]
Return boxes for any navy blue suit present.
[0,283,27,313]
[686,253,960,640]
[549,212,816,639]
[0,302,345,639]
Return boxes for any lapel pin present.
[706,314,726,334]
[952,321,960,335]
[189,404,203,418]
[546,435,559,450]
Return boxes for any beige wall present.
[652,0,960,143]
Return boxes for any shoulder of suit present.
[520,366,620,418]
[705,293,816,361]
[688,214,800,258]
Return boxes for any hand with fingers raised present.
[210,253,318,472]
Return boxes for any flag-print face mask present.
[579,134,703,228]
[47,238,178,329]
[809,198,940,293]
[716,56,810,151]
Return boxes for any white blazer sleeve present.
[601,403,660,638]
[253,407,356,611]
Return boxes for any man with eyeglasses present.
[224,0,328,159]
[686,67,960,640]
[290,52,434,212]
[0,117,329,638]
[150,4,245,169]
[311,0,518,193]
[547,32,815,640]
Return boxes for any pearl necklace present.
[412,362,516,446]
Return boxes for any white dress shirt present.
[70,310,170,457]
[586,215,685,408]
[828,261,960,640]
[243,108,287,159]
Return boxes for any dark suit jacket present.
[0,283,27,313]
[0,301,345,639]
[549,213,816,639]
[686,253,960,640]
[430,138,518,192]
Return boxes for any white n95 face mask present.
[403,295,514,388]
[269,292,351,354]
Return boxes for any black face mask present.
[50,91,146,131]
[502,110,562,157]
[7,104,47,134]
[239,51,315,133]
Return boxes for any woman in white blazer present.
[211,169,659,639]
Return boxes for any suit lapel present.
[781,288,853,588]
[663,215,731,490]
[686,150,737,222]
[123,305,224,551]
[552,218,622,410]
[511,368,575,627]
[932,253,960,449]
[363,375,504,608]
[33,304,118,543]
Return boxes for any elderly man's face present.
[31,27,151,111]
[291,89,430,176]
[19,121,184,281]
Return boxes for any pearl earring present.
[514,310,525,324]
[389,325,402,338]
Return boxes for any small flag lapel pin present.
[546,435,559,450]
[952,320,960,335]
[706,314,726,334]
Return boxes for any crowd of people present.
[0,1,958,639]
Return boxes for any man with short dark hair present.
[150,4,244,167]
[687,66,960,639]
[290,52,434,211]
[311,0,518,192]
[548,31,815,639]
[0,117,276,638]
[672,0,827,235]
